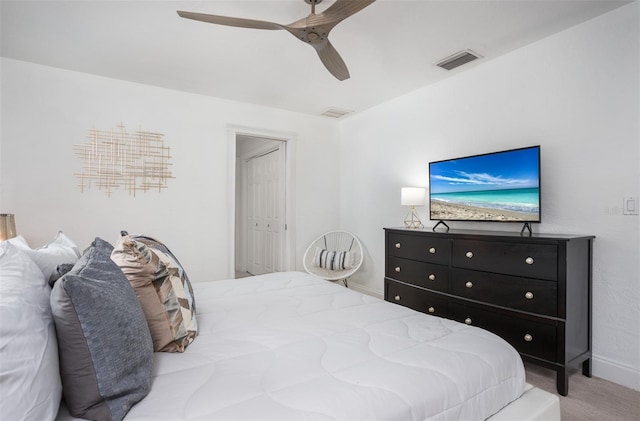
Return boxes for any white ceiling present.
[0,0,630,118]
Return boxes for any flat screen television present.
[429,146,541,225]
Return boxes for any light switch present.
[623,196,639,215]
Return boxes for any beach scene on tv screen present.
[429,147,540,222]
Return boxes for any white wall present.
[339,3,639,390]
[0,58,341,282]
[1,2,638,392]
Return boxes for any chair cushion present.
[312,247,354,271]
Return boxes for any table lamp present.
[0,214,17,241]
[401,188,425,229]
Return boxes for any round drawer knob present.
[464,318,472,325]
[525,257,534,265]
[428,307,435,313]
[395,266,401,272]
[465,251,474,258]
[395,242,401,249]
[524,334,533,342]
[429,247,436,254]
[394,295,401,301]
[525,291,534,300]
[465,281,473,288]
[428,274,436,281]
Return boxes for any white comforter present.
[59,271,525,420]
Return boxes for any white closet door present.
[263,149,282,273]
[247,149,282,275]
[247,153,264,275]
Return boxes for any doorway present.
[235,134,289,278]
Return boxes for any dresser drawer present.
[386,256,448,292]
[452,240,558,281]
[387,232,450,265]
[385,280,448,317]
[449,301,558,362]
[451,268,557,316]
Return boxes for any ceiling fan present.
[177,0,376,81]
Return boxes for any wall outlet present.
[623,196,639,215]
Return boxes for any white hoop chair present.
[302,231,363,287]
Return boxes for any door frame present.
[227,124,297,278]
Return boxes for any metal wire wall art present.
[74,124,174,196]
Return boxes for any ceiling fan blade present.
[320,0,376,24]
[312,40,350,81]
[177,10,283,30]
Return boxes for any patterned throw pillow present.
[312,247,354,271]
[50,238,153,421]
[111,232,197,352]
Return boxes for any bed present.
[0,235,559,421]
[58,271,559,420]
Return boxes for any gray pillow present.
[50,238,153,421]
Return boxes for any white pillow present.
[0,242,62,420]
[6,234,30,249]
[8,232,81,282]
[44,231,81,253]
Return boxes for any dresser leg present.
[582,358,592,377]
[557,368,569,396]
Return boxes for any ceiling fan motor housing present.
[289,24,328,44]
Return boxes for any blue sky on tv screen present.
[430,147,540,194]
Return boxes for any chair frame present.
[302,230,363,286]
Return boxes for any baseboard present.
[348,282,383,299]
[592,355,640,391]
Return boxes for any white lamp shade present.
[401,187,425,206]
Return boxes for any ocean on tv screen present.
[430,188,540,221]
[429,146,541,222]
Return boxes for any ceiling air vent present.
[320,107,353,119]
[436,49,482,71]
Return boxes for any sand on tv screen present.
[429,146,541,222]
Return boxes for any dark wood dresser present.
[384,227,594,396]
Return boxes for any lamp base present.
[404,208,423,230]
[0,213,17,241]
